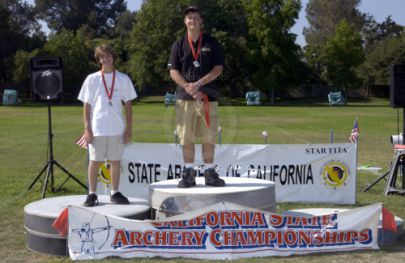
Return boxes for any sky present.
[27,0,405,47]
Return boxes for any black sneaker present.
[110,192,130,204]
[178,167,197,188]
[83,193,98,207]
[204,168,225,187]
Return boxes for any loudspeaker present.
[31,57,63,101]
[390,64,405,108]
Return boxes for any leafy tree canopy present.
[35,0,127,37]
[322,20,364,91]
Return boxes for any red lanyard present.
[101,70,115,103]
[203,94,210,128]
[188,33,209,127]
[187,32,203,61]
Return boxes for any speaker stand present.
[28,101,87,198]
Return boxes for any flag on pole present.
[75,134,88,149]
[52,207,69,237]
[382,207,397,233]
[349,118,359,143]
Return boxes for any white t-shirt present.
[78,70,137,136]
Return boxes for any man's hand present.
[184,82,200,97]
[192,91,205,101]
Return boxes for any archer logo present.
[41,70,53,77]
[71,213,112,255]
[320,161,350,190]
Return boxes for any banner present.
[97,143,357,204]
[68,202,380,260]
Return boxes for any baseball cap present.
[183,6,200,16]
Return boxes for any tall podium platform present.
[149,177,276,220]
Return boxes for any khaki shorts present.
[176,100,218,145]
[89,135,124,161]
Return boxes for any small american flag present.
[75,134,88,149]
[349,118,359,143]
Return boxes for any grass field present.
[1,97,405,262]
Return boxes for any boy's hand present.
[124,128,132,144]
[84,128,93,144]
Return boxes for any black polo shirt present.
[168,33,224,101]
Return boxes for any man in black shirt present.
[168,6,225,188]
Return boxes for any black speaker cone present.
[31,57,63,101]
[34,70,61,98]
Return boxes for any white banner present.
[97,143,357,204]
[68,202,380,260]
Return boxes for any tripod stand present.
[28,101,87,198]
[364,106,405,195]
[384,149,405,194]
[363,148,405,194]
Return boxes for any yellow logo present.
[98,163,111,185]
[321,161,349,189]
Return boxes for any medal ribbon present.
[203,94,210,128]
[101,70,115,103]
[187,32,203,61]
[188,33,209,127]
[187,32,209,127]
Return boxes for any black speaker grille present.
[31,57,63,101]
[34,70,61,99]
[32,69,63,100]
[31,57,62,69]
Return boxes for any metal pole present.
[330,128,334,143]
[402,108,405,188]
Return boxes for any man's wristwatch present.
[197,80,202,89]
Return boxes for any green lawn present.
[1,97,404,262]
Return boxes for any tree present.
[12,49,37,87]
[358,33,405,87]
[304,0,364,47]
[0,0,45,82]
[303,0,364,82]
[34,0,127,37]
[357,15,403,95]
[362,15,403,51]
[243,0,302,102]
[112,10,137,38]
[322,20,364,93]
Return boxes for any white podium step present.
[24,195,150,256]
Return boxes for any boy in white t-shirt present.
[78,44,137,207]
